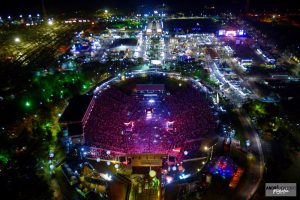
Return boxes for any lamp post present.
[15,37,21,43]
[204,143,217,161]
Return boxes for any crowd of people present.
[165,86,215,147]
[84,84,215,158]
[84,86,137,152]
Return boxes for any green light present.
[0,152,10,165]
[25,101,31,107]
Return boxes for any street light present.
[203,143,217,161]
[48,20,53,26]
[15,37,21,43]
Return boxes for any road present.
[206,54,265,199]
[202,57,265,199]
[232,109,264,200]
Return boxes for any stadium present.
[74,72,217,161]
[58,72,223,199]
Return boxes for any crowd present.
[84,86,137,152]
[165,86,215,148]
[84,84,215,158]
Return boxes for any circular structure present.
[84,73,215,156]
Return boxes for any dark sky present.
[0,0,299,16]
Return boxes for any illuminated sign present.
[218,29,246,37]
[218,29,226,36]
[225,30,237,37]
[237,30,245,36]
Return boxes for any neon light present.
[218,29,226,36]
[237,30,244,36]
[225,31,237,37]
[172,147,181,152]
[179,173,191,179]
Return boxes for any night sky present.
[0,0,299,15]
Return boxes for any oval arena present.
[80,72,216,160]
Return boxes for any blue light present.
[179,173,191,179]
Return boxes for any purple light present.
[225,31,237,37]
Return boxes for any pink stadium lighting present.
[172,147,181,153]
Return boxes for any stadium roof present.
[59,95,93,123]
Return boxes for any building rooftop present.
[59,95,93,123]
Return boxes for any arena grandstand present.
[80,75,216,159]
